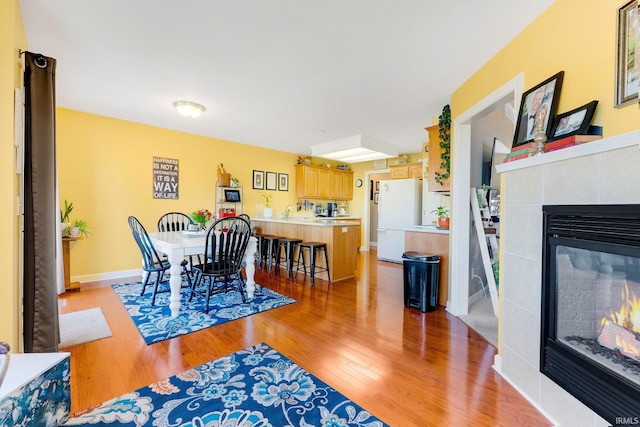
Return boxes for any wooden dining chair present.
[190,216,252,313]
[128,216,192,305]
[157,212,201,272]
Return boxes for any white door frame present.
[361,168,390,251]
[447,73,523,316]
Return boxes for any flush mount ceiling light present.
[172,101,206,118]
[310,135,398,163]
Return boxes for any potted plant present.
[262,193,273,218]
[431,205,450,229]
[66,219,90,238]
[60,199,73,231]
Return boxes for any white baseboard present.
[72,269,142,284]
[492,355,559,426]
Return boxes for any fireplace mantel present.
[496,131,640,174]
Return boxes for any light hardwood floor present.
[59,250,550,426]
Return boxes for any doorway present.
[448,73,524,316]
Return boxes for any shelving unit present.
[215,184,243,218]
[470,187,498,316]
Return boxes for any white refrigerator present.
[377,178,422,263]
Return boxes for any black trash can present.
[402,251,440,312]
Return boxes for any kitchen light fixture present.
[173,101,206,118]
[310,135,398,163]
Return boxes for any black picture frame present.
[548,100,599,141]
[265,172,277,191]
[374,192,379,204]
[615,0,639,107]
[278,173,288,191]
[512,71,564,148]
[224,189,241,202]
[252,170,264,190]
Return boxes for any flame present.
[601,282,640,334]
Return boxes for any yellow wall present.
[57,109,303,277]
[452,0,640,135]
[1,0,27,350]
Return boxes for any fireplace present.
[541,204,640,425]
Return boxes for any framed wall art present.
[512,71,564,148]
[548,100,599,141]
[266,172,277,191]
[278,173,289,191]
[252,170,264,190]
[616,0,639,107]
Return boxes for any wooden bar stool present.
[294,242,331,285]
[275,237,302,278]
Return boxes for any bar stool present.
[275,237,302,278]
[294,242,331,285]
[260,235,281,273]
[254,233,273,270]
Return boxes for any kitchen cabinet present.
[295,165,353,200]
[426,125,450,192]
[390,162,423,179]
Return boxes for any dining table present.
[148,231,258,317]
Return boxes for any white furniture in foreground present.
[148,231,257,317]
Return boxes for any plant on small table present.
[66,219,91,238]
[60,199,73,230]
[191,209,213,231]
[431,205,450,229]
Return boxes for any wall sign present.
[153,156,179,199]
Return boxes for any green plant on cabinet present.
[434,104,451,186]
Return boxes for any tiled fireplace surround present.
[495,131,640,427]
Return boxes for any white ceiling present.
[19,0,554,157]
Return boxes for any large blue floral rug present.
[112,281,297,345]
[63,342,388,426]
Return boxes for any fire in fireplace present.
[541,205,640,426]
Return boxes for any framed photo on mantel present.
[512,71,564,148]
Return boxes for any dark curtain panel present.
[23,52,59,353]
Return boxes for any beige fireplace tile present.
[600,147,640,203]
[502,253,541,314]
[539,375,609,427]
[503,165,543,205]
[499,345,541,408]
[502,299,540,369]
[502,204,542,260]
[543,155,601,205]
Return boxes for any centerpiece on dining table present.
[190,208,213,232]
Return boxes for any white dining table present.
[148,231,258,317]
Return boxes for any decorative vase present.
[263,208,273,218]
[532,123,547,156]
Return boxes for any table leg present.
[167,249,184,317]
[244,237,257,298]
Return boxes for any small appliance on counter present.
[315,203,338,217]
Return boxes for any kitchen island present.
[253,218,359,282]
[404,225,450,307]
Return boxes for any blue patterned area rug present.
[112,281,297,345]
[63,342,388,426]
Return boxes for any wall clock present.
[355,179,363,188]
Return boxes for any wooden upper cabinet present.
[426,125,450,192]
[295,165,354,200]
[390,162,423,180]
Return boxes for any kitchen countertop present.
[404,225,450,235]
[253,217,359,227]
